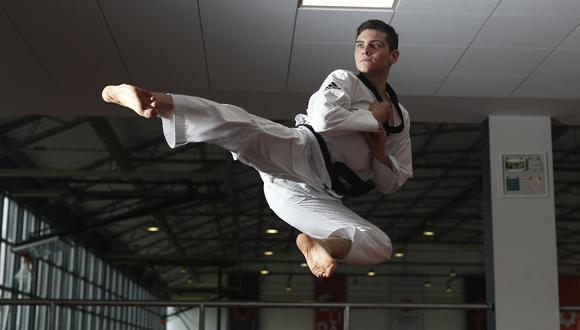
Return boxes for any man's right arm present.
[307,70,381,136]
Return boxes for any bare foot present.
[102,84,159,118]
[296,233,337,278]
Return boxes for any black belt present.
[299,124,375,197]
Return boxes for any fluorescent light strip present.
[302,0,395,9]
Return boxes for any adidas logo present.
[324,82,341,91]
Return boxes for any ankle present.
[320,238,351,260]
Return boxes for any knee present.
[340,229,392,265]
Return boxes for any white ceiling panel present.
[512,50,580,99]
[201,4,295,91]
[495,0,580,17]
[396,0,500,14]
[287,43,356,93]
[389,73,447,95]
[202,0,297,9]
[453,47,551,75]
[294,8,394,44]
[99,0,208,92]
[2,0,127,93]
[559,24,580,50]
[201,5,296,42]
[473,15,580,49]
[393,45,466,75]
[437,73,525,97]
[0,10,57,113]
[391,12,487,46]
[205,41,291,92]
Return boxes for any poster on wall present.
[500,153,548,197]
[314,275,346,330]
[228,273,260,330]
[390,278,424,330]
[465,276,487,330]
[560,277,580,330]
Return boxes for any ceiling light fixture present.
[264,250,274,256]
[423,229,435,237]
[265,228,278,235]
[394,249,405,258]
[146,226,160,233]
[367,268,376,277]
[260,267,269,275]
[301,0,396,9]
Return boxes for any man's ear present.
[389,50,400,65]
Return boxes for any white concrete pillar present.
[482,116,559,330]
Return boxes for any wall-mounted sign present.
[501,154,548,197]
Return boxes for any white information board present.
[501,153,548,197]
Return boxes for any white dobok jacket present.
[296,69,413,194]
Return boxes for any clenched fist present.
[369,101,393,125]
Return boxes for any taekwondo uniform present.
[161,69,412,265]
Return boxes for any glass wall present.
[0,195,161,330]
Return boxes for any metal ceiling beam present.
[103,255,235,267]
[81,136,165,170]
[396,178,483,244]
[89,117,131,168]
[9,189,213,199]
[14,117,88,150]
[0,168,222,180]
[0,116,43,134]
[386,137,482,239]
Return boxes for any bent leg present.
[295,233,351,278]
[264,177,393,268]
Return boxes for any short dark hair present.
[356,19,398,51]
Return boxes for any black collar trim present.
[356,73,404,134]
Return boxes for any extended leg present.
[102,84,173,118]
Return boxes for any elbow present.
[310,117,332,133]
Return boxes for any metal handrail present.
[0,299,492,309]
[0,299,493,330]
[2,297,578,329]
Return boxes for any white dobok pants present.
[163,94,393,265]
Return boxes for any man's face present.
[354,29,399,74]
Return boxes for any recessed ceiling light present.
[264,250,274,256]
[266,228,278,235]
[301,0,396,9]
[423,230,435,237]
[146,226,160,233]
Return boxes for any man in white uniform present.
[102,20,412,278]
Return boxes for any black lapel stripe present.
[356,73,405,135]
[356,73,383,102]
[385,83,405,134]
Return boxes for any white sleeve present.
[372,105,413,193]
[307,70,380,136]
[160,94,188,148]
